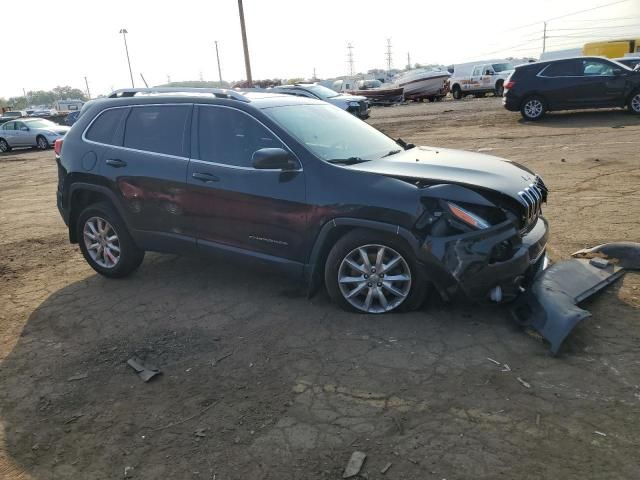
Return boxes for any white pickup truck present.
[448,61,515,99]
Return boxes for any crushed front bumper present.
[420,216,549,302]
[511,242,640,355]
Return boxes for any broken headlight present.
[446,202,490,230]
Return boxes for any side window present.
[197,106,282,168]
[124,105,191,157]
[15,122,26,130]
[541,61,579,77]
[2,122,15,131]
[581,60,614,76]
[85,108,128,145]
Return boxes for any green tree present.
[51,85,87,101]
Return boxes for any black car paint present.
[503,56,640,113]
[57,93,548,303]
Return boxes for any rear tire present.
[36,135,49,150]
[520,95,547,121]
[495,81,504,97]
[324,229,429,314]
[628,90,640,115]
[77,202,144,278]
[0,138,10,153]
[451,85,463,100]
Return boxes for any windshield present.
[24,119,57,128]
[263,104,399,162]
[304,85,340,99]
[492,63,514,72]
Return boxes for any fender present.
[304,217,421,296]
[66,182,128,242]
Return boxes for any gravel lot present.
[1,97,639,479]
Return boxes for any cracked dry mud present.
[1,98,639,479]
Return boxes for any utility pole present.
[312,67,317,81]
[84,76,91,99]
[140,73,149,87]
[347,42,355,76]
[237,0,253,86]
[167,74,171,84]
[542,21,547,53]
[119,28,135,88]
[23,88,28,108]
[407,52,411,70]
[214,40,223,84]
[385,38,392,71]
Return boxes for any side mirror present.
[613,68,625,76]
[252,148,297,170]
[20,126,29,131]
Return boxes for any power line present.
[548,24,640,31]
[546,0,631,22]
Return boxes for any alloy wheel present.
[632,94,640,113]
[83,216,121,268]
[0,140,8,152]
[524,99,543,119]
[37,137,48,149]
[337,244,412,313]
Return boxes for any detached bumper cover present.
[511,242,640,355]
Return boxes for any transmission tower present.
[385,38,392,71]
[347,42,355,76]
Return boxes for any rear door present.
[468,65,484,91]
[0,122,18,146]
[537,60,582,109]
[95,103,194,250]
[184,104,309,263]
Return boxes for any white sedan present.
[0,118,70,152]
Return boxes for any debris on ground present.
[67,372,88,382]
[212,351,233,366]
[487,357,501,365]
[65,414,84,425]
[517,377,531,389]
[124,466,134,478]
[536,414,540,426]
[380,462,392,474]
[594,431,607,437]
[501,364,511,372]
[127,356,161,382]
[194,428,207,438]
[343,451,367,478]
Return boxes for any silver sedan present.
[0,118,70,152]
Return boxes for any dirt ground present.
[1,97,639,480]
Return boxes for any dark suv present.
[503,56,640,120]
[56,87,549,314]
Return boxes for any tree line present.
[1,86,88,110]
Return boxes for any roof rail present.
[107,87,250,102]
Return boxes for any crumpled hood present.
[345,146,538,199]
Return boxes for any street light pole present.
[237,0,252,86]
[119,28,135,88]
[214,40,223,84]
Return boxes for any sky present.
[1,0,639,99]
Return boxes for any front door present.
[574,58,628,107]
[184,105,308,263]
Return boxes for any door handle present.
[192,172,220,183]
[106,158,127,168]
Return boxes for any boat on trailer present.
[392,69,451,101]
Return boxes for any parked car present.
[56,87,549,314]
[503,56,640,120]
[64,110,81,126]
[31,109,58,117]
[0,118,70,152]
[614,56,640,69]
[268,83,369,119]
[0,110,28,124]
[449,61,514,99]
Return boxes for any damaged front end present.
[511,242,640,355]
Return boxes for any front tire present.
[520,95,547,121]
[324,229,428,314]
[495,81,504,97]
[451,85,463,100]
[628,91,640,115]
[36,135,49,150]
[77,202,144,278]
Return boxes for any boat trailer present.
[511,242,640,355]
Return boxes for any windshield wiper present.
[380,149,402,158]
[396,138,416,150]
[327,157,371,165]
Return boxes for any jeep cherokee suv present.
[56,87,549,313]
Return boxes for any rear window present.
[123,105,191,157]
[86,108,128,145]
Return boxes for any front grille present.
[517,176,547,231]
